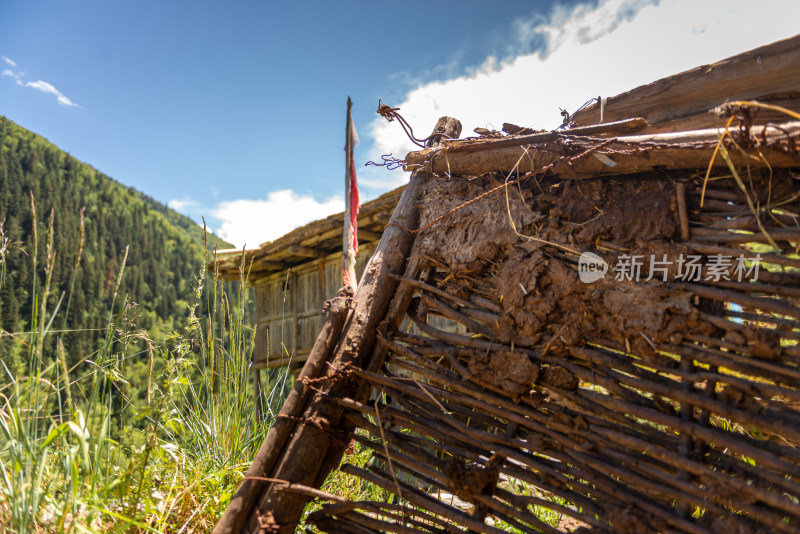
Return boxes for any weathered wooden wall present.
[252,243,464,369]
[252,245,374,369]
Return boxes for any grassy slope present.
[0,116,234,368]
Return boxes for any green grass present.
[0,200,283,533]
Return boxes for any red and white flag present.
[343,97,360,289]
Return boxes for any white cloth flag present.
[343,98,359,289]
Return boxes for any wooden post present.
[212,288,354,534]
[212,117,461,534]
[676,181,690,241]
[567,34,800,132]
[344,97,359,289]
[318,256,327,304]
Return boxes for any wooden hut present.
[215,35,800,534]
[212,186,404,370]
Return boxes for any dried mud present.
[413,172,784,393]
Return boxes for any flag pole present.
[343,97,358,289]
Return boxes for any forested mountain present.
[0,115,233,366]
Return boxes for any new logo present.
[578,252,608,283]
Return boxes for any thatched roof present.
[210,186,404,281]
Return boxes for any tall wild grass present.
[0,198,289,533]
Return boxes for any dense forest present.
[0,116,272,532]
[0,115,233,369]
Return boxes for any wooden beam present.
[218,272,243,282]
[404,121,800,178]
[569,34,800,133]
[258,260,288,271]
[356,229,382,242]
[437,117,647,154]
[250,350,313,370]
[288,244,325,258]
[299,227,342,250]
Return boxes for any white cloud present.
[24,80,79,107]
[367,0,800,184]
[1,57,80,108]
[509,0,658,60]
[168,197,202,214]
[212,189,343,249]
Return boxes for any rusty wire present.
[365,153,408,171]
[559,97,598,129]
[377,99,455,148]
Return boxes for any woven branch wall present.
[308,168,800,533]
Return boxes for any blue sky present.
[2,0,798,248]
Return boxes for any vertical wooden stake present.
[318,256,327,304]
[676,181,690,241]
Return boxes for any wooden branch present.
[350,353,800,531]
[388,350,800,520]
[404,122,800,177]
[681,281,800,320]
[341,464,511,534]
[444,117,647,154]
[685,242,800,269]
[676,182,690,241]
[230,117,463,534]
[569,34,800,133]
